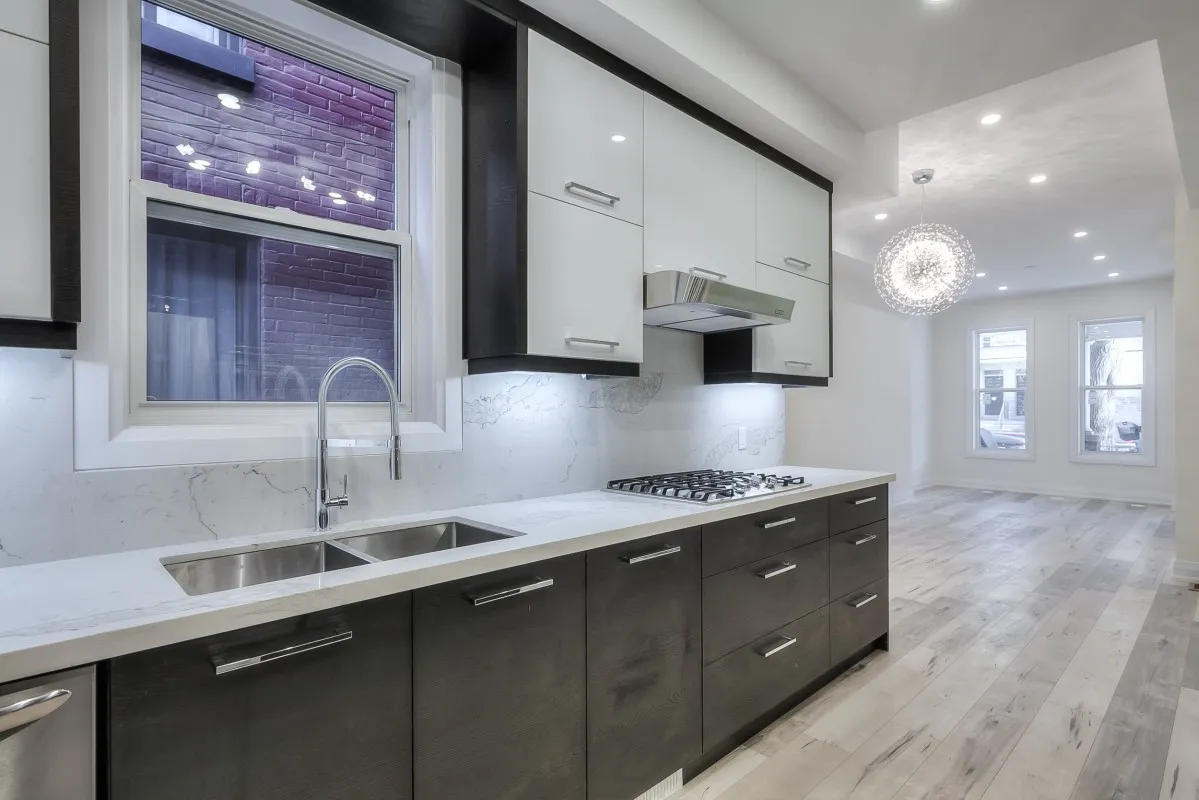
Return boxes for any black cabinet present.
[701,499,828,577]
[830,520,889,600]
[586,530,702,800]
[108,594,413,800]
[413,554,587,800]
[831,576,889,665]
[830,484,889,533]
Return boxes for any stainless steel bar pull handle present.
[760,635,797,658]
[853,534,878,546]
[211,627,353,675]
[0,688,72,735]
[759,517,797,529]
[564,181,620,206]
[565,337,620,350]
[757,562,797,580]
[783,256,811,271]
[622,545,682,564]
[853,496,878,506]
[850,593,879,609]
[688,266,728,280]
[470,577,554,607]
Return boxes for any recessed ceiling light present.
[245,160,261,175]
[1029,174,1047,184]
[188,159,210,171]
[301,176,316,191]
[981,113,1002,125]
[1093,254,1107,261]
[874,213,888,221]
[176,143,195,156]
[1108,272,1120,278]
[217,93,242,110]
[332,197,348,206]
[976,272,986,277]
[1074,230,1088,238]
[610,134,626,142]
[355,189,376,202]
[998,285,1009,291]
[328,191,342,198]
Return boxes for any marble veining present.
[0,327,785,567]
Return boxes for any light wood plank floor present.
[676,487,1196,800]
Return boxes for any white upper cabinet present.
[0,29,51,322]
[526,31,645,226]
[526,192,644,364]
[756,156,830,284]
[0,0,48,43]
[644,95,756,289]
[751,264,830,378]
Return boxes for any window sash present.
[971,326,1033,457]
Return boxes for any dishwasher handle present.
[0,688,72,737]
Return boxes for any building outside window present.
[1077,317,1146,455]
[973,327,1032,456]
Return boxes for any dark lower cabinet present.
[831,576,889,665]
[108,594,413,800]
[413,554,586,800]
[586,530,702,800]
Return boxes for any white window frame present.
[969,323,1035,461]
[1070,312,1156,467]
[75,0,464,469]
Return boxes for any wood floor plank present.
[1070,583,1196,800]
[1183,623,1199,692]
[676,745,766,800]
[890,707,1027,800]
[1158,687,1199,800]
[981,700,1101,800]
[803,722,940,800]
[721,734,850,800]
[1081,558,1134,593]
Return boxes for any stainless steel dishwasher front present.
[0,665,95,800]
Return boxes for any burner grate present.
[606,469,808,504]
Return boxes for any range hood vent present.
[643,270,794,333]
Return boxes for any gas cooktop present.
[605,469,811,505]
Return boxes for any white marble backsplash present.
[0,327,784,567]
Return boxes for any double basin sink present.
[165,522,518,596]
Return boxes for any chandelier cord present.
[920,183,926,225]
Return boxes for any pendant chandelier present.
[874,169,975,316]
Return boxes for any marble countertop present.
[0,466,893,684]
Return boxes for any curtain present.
[146,222,259,401]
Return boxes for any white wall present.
[786,258,931,500]
[1175,192,1199,580]
[0,327,785,568]
[927,279,1175,504]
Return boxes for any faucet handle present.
[325,474,350,509]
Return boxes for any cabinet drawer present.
[587,530,701,800]
[829,484,888,534]
[414,554,586,800]
[526,31,644,226]
[109,595,412,800]
[702,498,827,577]
[703,607,830,752]
[830,577,888,666]
[829,520,889,600]
[703,539,829,664]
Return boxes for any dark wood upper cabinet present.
[108,594,413,800]
[586,529,702,800]
[413,553,587,800]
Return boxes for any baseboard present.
[1174,559,1199,587]
[924,477,1174,507]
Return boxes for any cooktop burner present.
[605,469,811,504]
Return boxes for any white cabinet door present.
[644,95,756,288]
[526,193,644,364]
[0,0,48,43]
[752,263,829,378]
[526,31,644,226]
[0,31,51,322]
[756,156,830,284]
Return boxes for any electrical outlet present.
[737,426,747,450]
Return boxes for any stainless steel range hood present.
[643,270,795,333]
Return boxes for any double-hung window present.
[75,0,463,469]
[1073,316,1154,464]
[972,326,1033,457]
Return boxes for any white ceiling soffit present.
[835,43,1179,298]
[1160,29,1199,209]
[520,0,899,203]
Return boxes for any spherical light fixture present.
[873,169,975,316]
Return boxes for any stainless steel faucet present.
[315,356,402,530]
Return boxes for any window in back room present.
[973,327,1031,455]
[135,1,409,406]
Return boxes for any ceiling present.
[833,42,1178,297]
[698,0,1197,132]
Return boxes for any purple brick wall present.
[140,31,399,401]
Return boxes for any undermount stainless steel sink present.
[165,541,371,596]
[335,521,518,562]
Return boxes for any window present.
[972,327,1032,457]
[134,1,409,412]
[1074,316,1154,463]
[75,0,462,469]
